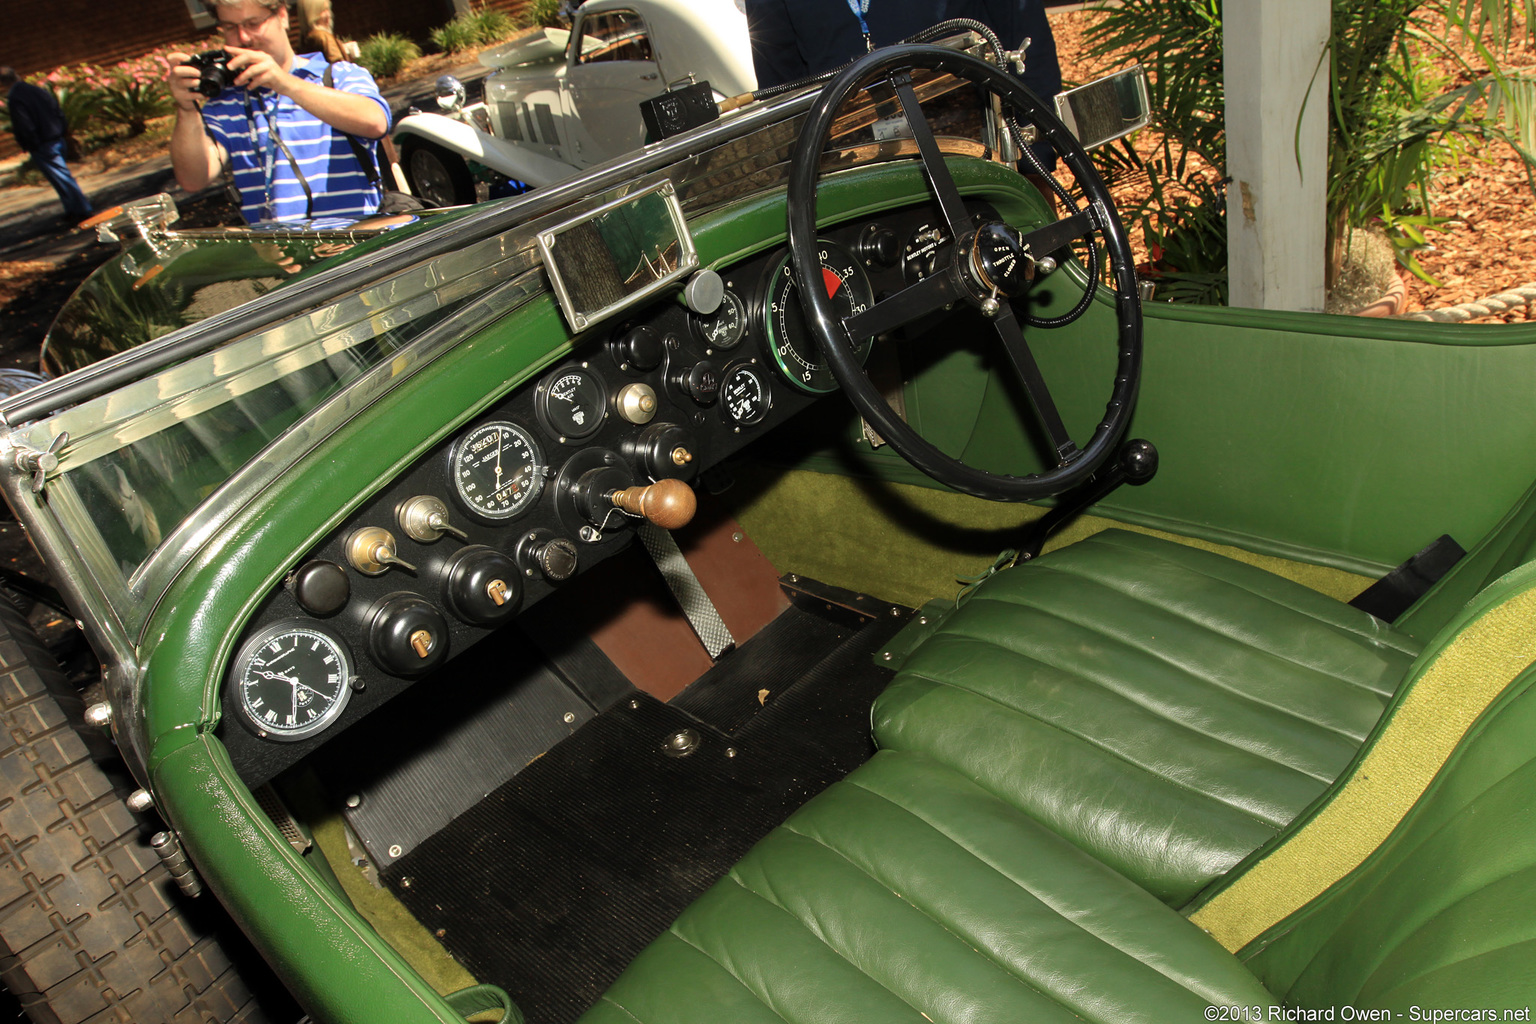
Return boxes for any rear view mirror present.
[1053,66,1151,151]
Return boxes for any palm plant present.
[1087,0,1536,301]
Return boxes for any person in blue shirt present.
[166,0,390,223]
[1,67,93,224]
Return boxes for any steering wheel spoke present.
[1017,209,1095,269]
[891,74,973,242]
[990,304,1081,464]
[844,273,961,341]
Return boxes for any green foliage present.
[431,19,480,53]
[2,48,178,153]
[1085,0,1536,301]
[32,66,109,140]
[356,32,422,80]
[98,53,175,136]
[431,8,516,53]
[519,0,566,29]
[1084,0,1228,302]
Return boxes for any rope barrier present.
[1393,283,1536,323]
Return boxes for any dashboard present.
[217,202,961,785]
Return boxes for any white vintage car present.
[394,0,756,206]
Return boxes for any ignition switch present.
[671,360,721,406]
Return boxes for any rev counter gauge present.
[449,420,546,521]
[762,240,874,394]
[691,288,747,350]
[722,363,771,427]
[231,621,354,741]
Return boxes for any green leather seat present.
[575,558,1536,1022]
[875,529,1422,905]
[579,748,1280,1024]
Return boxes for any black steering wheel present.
[787,44,1142,502]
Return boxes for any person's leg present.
[31,139,93,221]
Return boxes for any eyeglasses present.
[217,7,280,38]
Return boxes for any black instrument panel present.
[219,204,948,785]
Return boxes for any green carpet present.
[727,465,1374,609]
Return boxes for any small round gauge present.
[449,420,546,521]
[762,240,875,394]
[231,621,354,742]
[691,288,748,350]
[535,366,606,441]
[722,363,771,426]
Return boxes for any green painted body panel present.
[149,737,461,1024]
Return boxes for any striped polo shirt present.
[200,53,389,223]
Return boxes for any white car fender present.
[393,112,582,189]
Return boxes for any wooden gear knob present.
[611,478,698,530]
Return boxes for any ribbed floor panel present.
[383,602,907,1023]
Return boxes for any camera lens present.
[184,51,234,98]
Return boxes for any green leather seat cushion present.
[578,748,1278,1024]
[874,530,1423,905]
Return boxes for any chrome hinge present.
[150,830,205,897]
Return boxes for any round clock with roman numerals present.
[231,621,355,742]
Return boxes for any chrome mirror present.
[1053,65,1151,151]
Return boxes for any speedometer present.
[762,240,874,394]
[449,420,545,521]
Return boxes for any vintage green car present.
[0,34,1531,1024]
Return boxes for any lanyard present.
[846,0,873,52]
[244,90,314,219]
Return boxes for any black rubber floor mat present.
[382,604,906,1024]
[669,601,858,731]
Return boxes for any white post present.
[1223,0,1330,311]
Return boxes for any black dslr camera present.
[182,50,235,98]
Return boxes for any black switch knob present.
[611,324,665,372]
[673,360,720,405]
[441,545,521,626]
[536,537,579,580]
[624,422,698,481]
[517,529,580,582]
[859,223,901,267]
[289,560,349,616]
[367,594,449,677]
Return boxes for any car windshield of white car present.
[577,10,654,64]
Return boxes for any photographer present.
[167,0,390,223]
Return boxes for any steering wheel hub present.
[968,222,1035,298]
